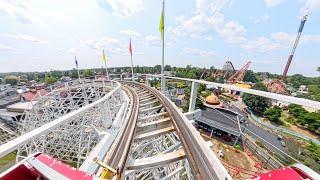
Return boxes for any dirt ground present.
[289,125,320,140]
[201,133,268,179]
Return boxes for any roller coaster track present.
[101,82,231,180]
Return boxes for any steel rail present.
[102,84,139,177]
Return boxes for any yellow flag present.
[102,50,107,64]
[159,8,164,40]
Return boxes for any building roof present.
[21,89,48,101]
[6,101,36,113]
[0,108,22,118]
[0,93,21,108]
[205,94,220,105]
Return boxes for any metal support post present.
[188,82,199,112]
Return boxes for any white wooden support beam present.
[139,105,163,113]
[127,149,185,170]
[140,100,159,107]
[137,117,171,130]
[127,141,213,171]
[188,82,199,112]
[139,112,167,122]
[134,126,175,141]
[140,97,156,104]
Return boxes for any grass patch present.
[0,151,16,167]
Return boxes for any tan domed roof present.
[205,94,220,105]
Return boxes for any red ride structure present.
[227,61,251,83]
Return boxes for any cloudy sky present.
[0,0,320,76]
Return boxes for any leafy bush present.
[264,106,283,124]
[243,82,271,115]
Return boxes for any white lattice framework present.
[15,81,125,167]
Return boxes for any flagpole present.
[75,56,81,83]
[130,54,134,82]
[77,68,81,83]
[105,61,109,80]
[161,0,165,93]
[130,38,134,82]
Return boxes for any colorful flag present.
[129,38,132,56]
[102,50,107,64]
[159,5,164,40]
[75,56,78,69]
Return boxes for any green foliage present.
[288,104,320,134]
[256,140,265,148]
[306,84,320,101]
[164,65,172,71]
[0,78,2,84]
[174,65,205,79]
[82,69,94,77]
[202,90,212,98]
[287,74,314,89]
[264,106,283,124]
[307,141,320,163]
[69,69,79,78]
[150,78,160,88]
[4,76,18,85]
[176,81,187,88]
[243,70,257,83]
[0,151,16,168]
[45,75,57,84]
[243,82,270,115]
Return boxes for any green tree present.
[264,106,282,124]
[69,69,79,79]
[243,82,270,115]
[164,65,172,71]
[288,104,320,133]
[44,74,57,84]
[154,65,161,73]
[83,69,94,77]
[243,70,257,83]
[4,75,18,86]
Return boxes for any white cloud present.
[196,0,233,14]
[253,13,270,24]
[242,31,320,53]
[169,0,246,44]
[241,37,283,52]
[98,0,144,17]
[145,35,161,46]
[271,32,294,43]
[0,34,47,43]
[119,30,141,37]
[0,0,43,24]
[264,0,286,7]
[300,0,320,16]
[271,32,320,44]
[183,47,216,57]
[67,48,77,55]
[0,44,15,52]
[218,21,246,44]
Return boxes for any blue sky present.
[0,0,320,76]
